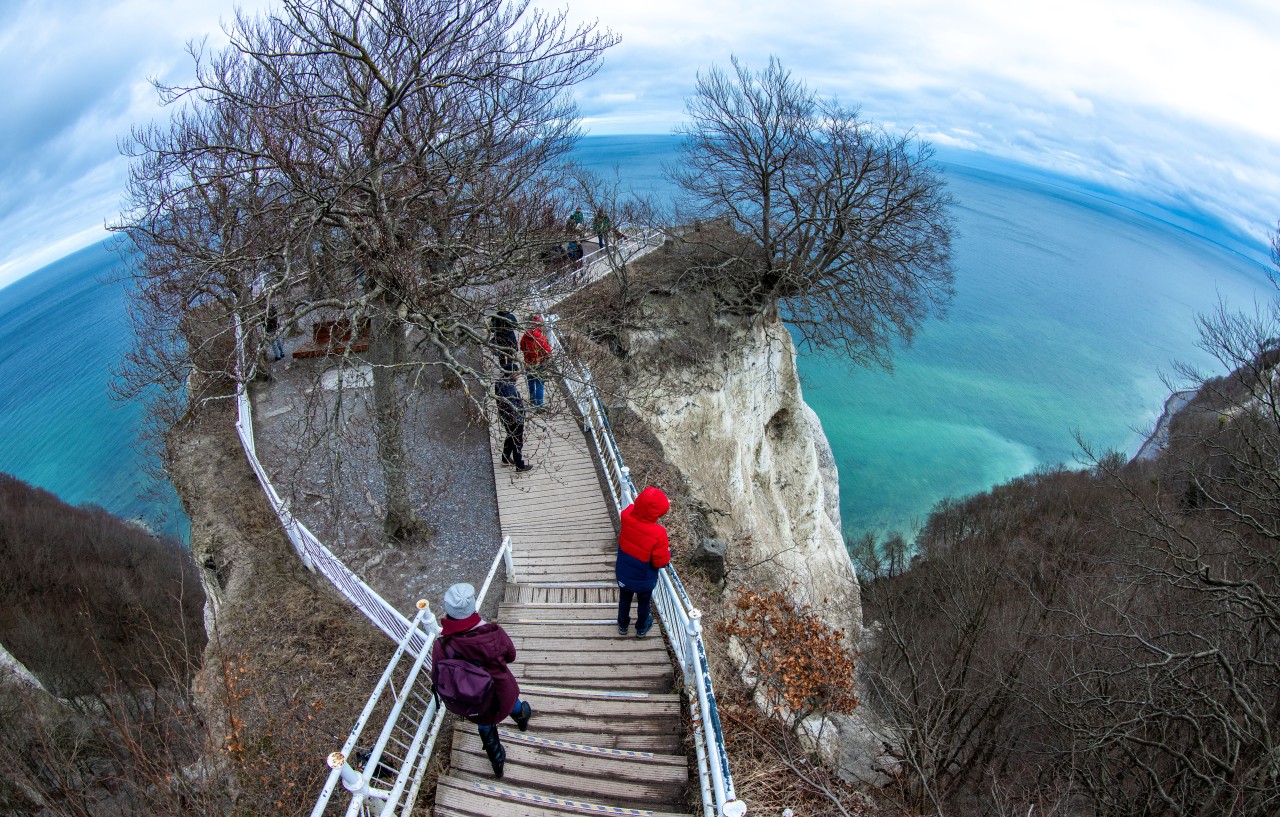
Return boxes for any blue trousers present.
[526,374,544,407]
[617,587,653,630]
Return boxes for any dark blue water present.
[1,135,1270,546]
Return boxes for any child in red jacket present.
[615,486,671,637]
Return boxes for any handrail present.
[231,315,517,813]
[232,316,425,654]
[537,304,745,815]
[310,538,514,817]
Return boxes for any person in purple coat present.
[431,583,532,778]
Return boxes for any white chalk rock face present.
[628,318,861,637]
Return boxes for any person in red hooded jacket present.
[615,486,671,637]
[519,315,552,408]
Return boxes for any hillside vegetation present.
[0,473,204,697]
[856,304,1280,816]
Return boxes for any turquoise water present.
[799,162,1270,541]
[0,244,185,538]
[576,136,1272,542]
[0,135,1270,546]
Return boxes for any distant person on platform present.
[519,315,552,408]
[495,375,532,472]
[264,304,285,361]
[489,309,519,373]
[567,206,585,235]
[565,240,585,283]
[431,582,532,779]
[592,210,611,248]
[615,486,671,637]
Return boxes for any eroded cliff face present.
[626,316,861,638]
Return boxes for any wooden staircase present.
[432,398,695,817]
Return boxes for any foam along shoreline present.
[1133,389,1198,462]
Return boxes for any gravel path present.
[248,337,504,619]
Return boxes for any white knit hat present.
[443,583,477,619]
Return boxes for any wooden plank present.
[519,688,682,717]
[502,623,663,640]
[454,729,688,775]
[435,775,693,817]
[502,608,629,622]
[447,754,684,808]
[508,640,667,657]
[512,662,672,681]
[450,738,687,807]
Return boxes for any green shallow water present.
[797,161,1270,543]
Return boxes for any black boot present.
[479,727,505,778]
[512,700,532,732]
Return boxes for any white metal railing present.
[535,226,665,308]
[310,539,513,817]
[232,316,426,654]
[539,315,745,817]
[231,316,519,814]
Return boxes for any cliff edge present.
[627,315,861,638]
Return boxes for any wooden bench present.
[291,318,371,359]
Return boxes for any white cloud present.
[2,0,1279,290]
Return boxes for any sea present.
[0,135,1271,546]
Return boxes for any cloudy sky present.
[2,0,1278,289]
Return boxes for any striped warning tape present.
[514,618,618,624]
[464,780,659,816]
[522,683,651,699]
[506,731,656,759]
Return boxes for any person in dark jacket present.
[495,376,532,472]
[431,583,532,778]
[615,486,671,637]
[489,310,519,373]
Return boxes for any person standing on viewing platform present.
[489,309,519,373]
[616,486,671,637]
[431,582,532,779]
[567,206,585,235]
[592,210,611,248]
[264,304,285,361]
[520,315,552,408]
[496,375,532,472]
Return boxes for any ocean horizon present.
[0,135,1272,546]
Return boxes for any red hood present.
[631,486,669,523]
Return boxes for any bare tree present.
[115,0,617,539]
[671,56,954,365]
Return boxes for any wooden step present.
[435,774,694,817]
[512,549,613,562]
[505,586,619,605]
[451,731,688,806]
[512,661,672,684]
[502,622,663,640]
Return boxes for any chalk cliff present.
[625,315,862,638]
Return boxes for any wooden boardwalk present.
[432,392,694,817]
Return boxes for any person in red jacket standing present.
[615,486,671,637]
[431,583,532,778]
[519,315,553,408]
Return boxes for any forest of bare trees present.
[856,292,1280,816]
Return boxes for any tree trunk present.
[368,307,417,541]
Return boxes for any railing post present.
[503,537,516,583]
[327,752,390,801]
[685,608,703,678]
[620,465,634,506]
